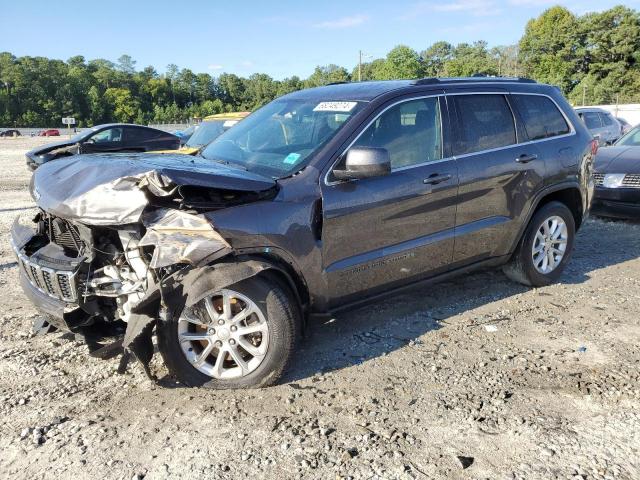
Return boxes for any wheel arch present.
[509,183,584,256]
[232,252,311,326]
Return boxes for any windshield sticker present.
[283,153,302,165]
[223,120,238,128]
[313,101,357,112]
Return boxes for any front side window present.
[616,126,640,146]
[351,97,442,169]
[511,94,570,141]
[580,112,602,130]
[452,94,516,155]
[201,99,363,178]
[89,127,123,143]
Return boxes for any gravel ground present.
[0,137,639,480]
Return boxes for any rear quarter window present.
[512,95,570,141]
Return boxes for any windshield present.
[186,120,230,147]
[615,125,640,146]
[201,99,363,178]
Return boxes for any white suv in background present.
[575,107,623,146]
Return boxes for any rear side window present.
[601,113,614,126]
[452,94,516,155]
[580,112,602,129]
[511,94,570,141]
[125,128,153,142]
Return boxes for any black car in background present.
[25,123,179,170]
[592,125,640,218]
[0,129,21,137]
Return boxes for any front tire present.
[157,275,300,389]
[503,201,576,287]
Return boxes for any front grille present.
[593,172,640,188]
[622,174,640,188]
[11,237,78,302]
[592,172,604,186]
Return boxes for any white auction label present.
[313,101,357,112]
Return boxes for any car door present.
[81,127,125,154]
[447,92,546,264]
[320,95,458,305]
[599,112,619,144]
[580,111,605,145]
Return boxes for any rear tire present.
[503,201,575,287]
[157,275,300,389]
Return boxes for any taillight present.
[590,139,599,156]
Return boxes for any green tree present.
[304,65,350,87]
[104,87,139,122]
[375,46,424,80]
[443,41,498,77]
[421,42,453,77]
[519,6,582,93]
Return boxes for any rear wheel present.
[157,275,300,389]
[503,201,575,287]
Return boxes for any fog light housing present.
[602,173,626,188]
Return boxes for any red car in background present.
[38,129,60,137]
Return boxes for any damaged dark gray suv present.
[11,77,594,388]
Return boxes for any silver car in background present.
[575,107,623,146]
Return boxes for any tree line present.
[1,5,639,127]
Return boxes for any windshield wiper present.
[207,157,248,171]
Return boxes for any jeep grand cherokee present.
[11,77,594,389]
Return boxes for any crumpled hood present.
[27,139,75,157]
[31,153,276,225]
[594,146,640,173]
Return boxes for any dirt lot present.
[0,137,639,480]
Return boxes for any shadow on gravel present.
[0,261,18,271]
[283,217,640,382]
[0,206,34,213]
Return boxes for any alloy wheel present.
[177,289,269,379]
[531,215,568,274]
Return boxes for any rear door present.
[448,91,546,264]
[320,95,458,305]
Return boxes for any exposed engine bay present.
[11,153,279,378]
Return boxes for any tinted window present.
[512,94,570,140]
[352,97,442,169]
[452,94,516,155]
[125,128,153,142]
[580,112,602,129]
[89,127,123,143]
[601,113,613,126]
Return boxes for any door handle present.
[516,153,538,163]
[423,174,452,185]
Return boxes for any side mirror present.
[333,146,391,181]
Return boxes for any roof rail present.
[411,76,536,86]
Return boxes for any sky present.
[1,0,638,79]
